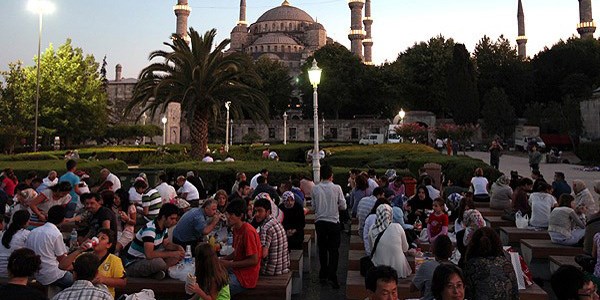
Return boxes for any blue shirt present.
[172,208,208,243]
[59,171,80,204]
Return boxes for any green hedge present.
[0,159,128,183]
[576,142,600,164]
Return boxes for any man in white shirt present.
[312,165,346,289]
[250,169,269,190]
[155,172,177,204]
[177,176,200,207]
[100,168,121,191]
[25,205,73,288]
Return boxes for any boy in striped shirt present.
[142,188,163,221]
[125,203,184,279]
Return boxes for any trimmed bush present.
[576,142,600,164]
[0,159,128,183]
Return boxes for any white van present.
[359,134,385,145]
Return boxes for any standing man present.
[528,145,542,172]
[311,165,346,289]
[99,168,121,192]
[59,159,81,218]
[172,199,221,249]
[177,176,200,207]
[489,140,503,169]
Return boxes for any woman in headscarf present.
[456,209,486,267]
[490,175,513,210]
[369,204,412,278]
[574,180,598,218]
[278,191,305,250]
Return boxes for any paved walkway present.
[466,151,598,192]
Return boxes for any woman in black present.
[278,191,305,250]
[406,185,433,225]
[0,248,47,300]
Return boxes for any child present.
[427,198,449,243]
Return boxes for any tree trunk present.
[190,109,209,159]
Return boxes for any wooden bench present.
[485,216,515,229]
[520,239,584,264]
[306,213,315,224]
[305,224,316,242]
[116,278,186,298]
[348,250,417,272]
[236,272,293,300]
[302,234,312,271]
[474,201,489,208]
[499,227,549,246]
[549,255,581,274]
[345,270,547,300]
[351,224,359,236]
[350,235,365,251]
[289,250,303,295]
[478,207,504,217]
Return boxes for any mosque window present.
[351,128,358,139]
[269,128,276,139]
[289,128,297,140]
[289,23,293,30]
[281,22,284,30]
[288,46,291,52]
[260,46,264,52]
[267,45,271,51]
[330,128,338,139]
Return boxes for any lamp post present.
[28,0,55,152]
[308,60,322,183]
[225,101,231,152]
[230,119,233,146]
[399,108,406,125]
[322,116,325,140]
[141,112,147,145]
[161,116,167,145]
[283,112,288,145]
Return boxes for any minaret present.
[238,0,247,26]
[362,0,373,65]
[578,0,596,39]
[348,0,365,60]
[230,0,249,51]
[174,0,191,42]
[516,0,527,59]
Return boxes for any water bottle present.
[415,248,424,272]
[184,245,193,265]
[69,229,78,249]
[227,232,233,246]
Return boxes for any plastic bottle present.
[415,248,424,272]
[184,245,193,265]
[227,232,233,246]
[69,229,78,249]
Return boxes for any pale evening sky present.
[0,0,594,79]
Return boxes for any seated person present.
[188,243,230,299]
[529,182,557,228]
[219,200,262,295]
[52,253,112,300]
[28,181,72,226]
[551,265,599,300]
[177,176,200,207]
[411,235,453,300]
[125,203,184,279]
[0,248,46,300]
[80,193,117,239]
[172,199,221,250]
[278,191,305,250]
[252,198,290,275]
[431,263,466,300]
[406,185,433,226]
[0,210,31,278]
[59,229,126,298]
[25,205,73,288]
[365,265,398,300]
[548,194,586,246]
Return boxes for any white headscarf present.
[370,204,393,239]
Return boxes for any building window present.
[309,128,314,140]
[268,128,276,139]
[281,22,284,30]
[289,22,293,30]
[248,127,255,134]
[330,128,338,139]
[351,128,358,139]
[274,45,278,52]
[267,45,271,51]
[289,128,297,140]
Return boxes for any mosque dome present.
[253,34,299,45]
[256,1,314,23]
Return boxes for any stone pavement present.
[466,151,598,192]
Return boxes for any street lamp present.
[225,101,231,152]
[308,60,322,183]
[28,0,55,152]
[230,119,233,146]
[398,108,406,125]
[161,116,167,145]
[283,111,288,145]
[141,112,147,145]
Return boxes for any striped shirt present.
[258,216,290,275]
[126,219,168,260]
[142,189,162,220]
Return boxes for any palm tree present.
[127,28,269,158]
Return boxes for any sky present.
[0,0,594,80]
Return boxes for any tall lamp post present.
[230,119,233,146]
[161,116,167,145]
[308,60,322,183]
[225,101,231,152]
[283,112,288,145]
[141,112,147,145]
[398,108,406,125]
[28,0,55,152]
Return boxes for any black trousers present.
[315,220,342,281]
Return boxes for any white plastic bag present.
[124,289,156,300]
[515,211,529,229]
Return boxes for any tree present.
[128,28,269,158]
[395,35,455,116]
[0,61,34,153]
[253,57,293,117]
[1,40,107,148]
[481,88,517,140]
[446,44,479,124]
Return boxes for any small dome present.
[253,34,299,45]
[256,3,314,23]
[308,22,325,30]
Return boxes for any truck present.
[359,133,385,145]
[514,125,546,151]
[386,125,401,143]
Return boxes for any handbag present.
[360,227,387,276]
